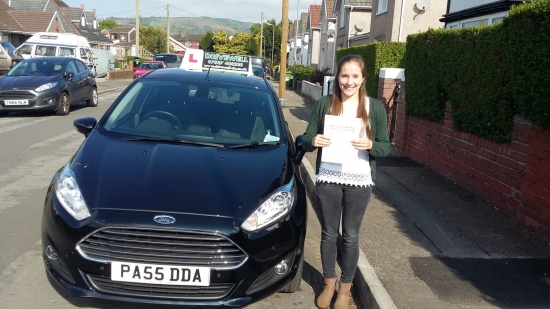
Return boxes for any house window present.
[339,3,345,28]
[377,0,388,14]
[492,17,504,24]
[461,19,488,28]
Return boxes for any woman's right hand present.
[312,134,331,148]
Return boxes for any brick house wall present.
[378,69,550,238]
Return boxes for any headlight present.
[35,82,57,92]
[55,164,90,221]
[242,177,295,233]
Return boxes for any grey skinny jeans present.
[315,181,372,283]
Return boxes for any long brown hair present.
[328,55,371,139]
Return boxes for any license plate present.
[111,261,211,286]
[4,99,29,105]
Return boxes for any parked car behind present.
[0,41,24,75]
[133,60,168,80]
[153,53,183,68]
[0,57,97,116]
[252,65,266,79]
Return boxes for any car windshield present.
[253,67,264,78]
[154,55,179,65]
[0,42,17,55]
[102,79,282,147]
[7,59,64,76]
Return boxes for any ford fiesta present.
[41,60,307,307]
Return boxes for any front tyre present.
[86,87,98,107]
[56,92,70,115]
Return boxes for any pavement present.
[96,76,550,309]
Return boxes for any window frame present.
[377,0,388,15]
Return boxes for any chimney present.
[93,8,96,15]
[81,4,84,10]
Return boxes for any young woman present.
[302,55,391,309]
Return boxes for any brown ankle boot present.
[334,282,352,309]
[316,277,337,309]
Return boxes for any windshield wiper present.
[123,136,224,148]
[228,141,280,149]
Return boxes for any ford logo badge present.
[154,215,176,224]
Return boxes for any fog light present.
[46,245,58,260]
[273,260,289,275]
[45,98,54,104]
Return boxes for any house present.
[333,0,373,49]
[319,0,337,73]
[307,5,322,69]
[6,0,112,49]
[440,0,524,29]
[287,20,301,66]
[0,0,63,46]
[171,33,202,49]
[108,27,136,58]
[368,0,446,42]
[299,12,310,66]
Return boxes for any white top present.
[316,97,374,187]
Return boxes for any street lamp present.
[264,23,275,66]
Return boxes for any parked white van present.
[16,32,96,70]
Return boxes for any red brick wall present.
[379,77,550,238]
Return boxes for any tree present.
[212,30,230,53]
[139,26,173,55]
[99,20,120,30]
[199,30,215,52]
[246,35,259,56]
[228,32,249,55]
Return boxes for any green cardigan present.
[301,95,391,180]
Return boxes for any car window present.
[102,79,281,145]
[66,60,78,75]
[17,44,32,56]
[59,47,75,57]
[36,45,56,56]
[74,60,88,73]
[139,63,151,69]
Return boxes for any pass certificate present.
[321,115,362,164]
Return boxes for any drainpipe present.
[347,6,354,48]
[398,0,405,42]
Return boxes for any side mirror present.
[73,117,97,137]
[291,135,306,164]
[66,72,75,80]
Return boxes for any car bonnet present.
[70,132,289,220]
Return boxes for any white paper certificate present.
[321,115,362,164]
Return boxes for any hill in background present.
[110,16,254,36]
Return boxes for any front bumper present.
[0,88,61,112]
[41,185,307,307]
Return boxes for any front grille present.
[78,227,248,269]
[87,275,235,300]
[0,91,36,100]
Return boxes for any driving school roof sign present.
[203,53,250,73]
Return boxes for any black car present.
[252,65,266,79]
[153,53,184,68]
[42,67,307,307]
[0,57,97,116]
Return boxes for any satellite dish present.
[327,29,335,38]
[355,21,365,31]
[415,0,431,11]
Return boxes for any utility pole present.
[279,0,289,101]
[135,0,139,57]
[166,4,170,53]
[260,12,264,57]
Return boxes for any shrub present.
[308,67,332,84]
[288,64,316,81]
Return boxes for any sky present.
[62,0,320,24]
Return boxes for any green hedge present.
[288,64,316,81]
[405,0,550,143]
[336,42,406,98]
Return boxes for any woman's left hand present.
[352,137,372,150]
